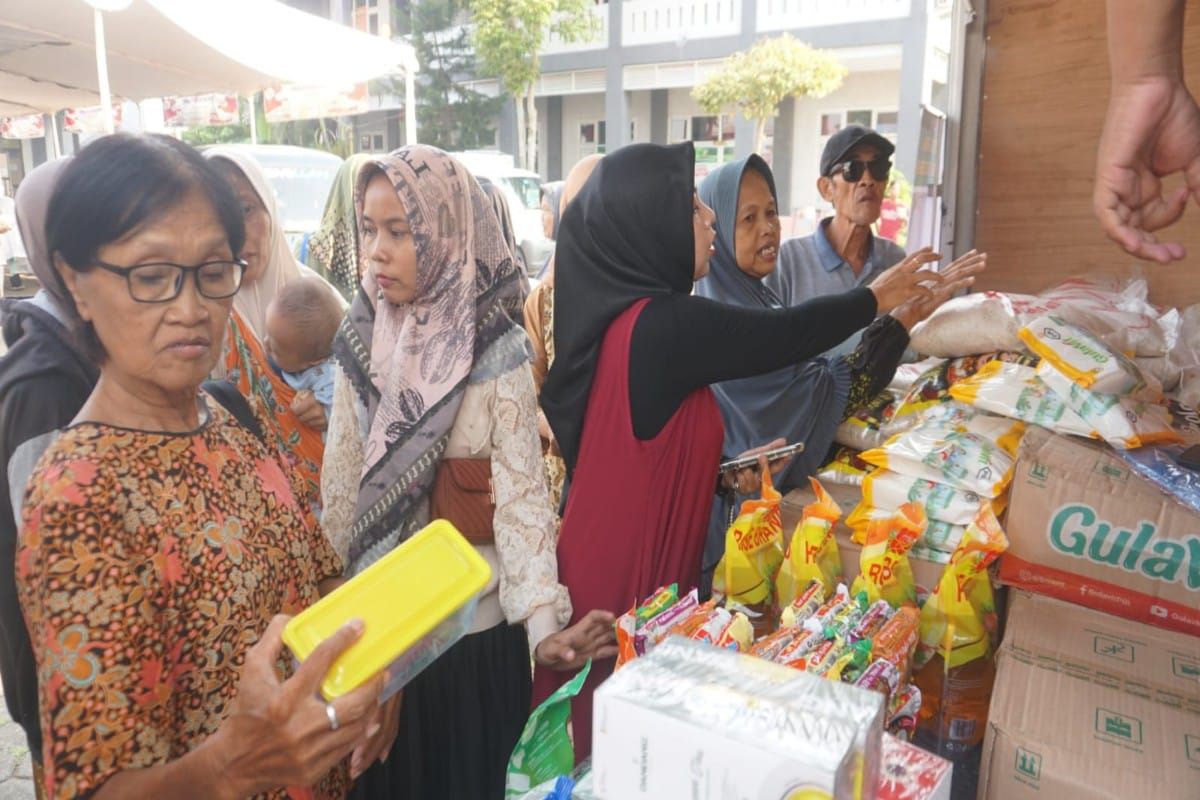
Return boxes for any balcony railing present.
[622,0,742,47]
[543,3,611,55]
[757,0,912,32]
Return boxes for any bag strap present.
[202,380,266,445]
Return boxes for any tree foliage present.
[408,0,504,151]
[694,34,847,153]
[470,0,598,169]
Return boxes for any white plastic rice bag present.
[905,401,1027,456]
[1018,314,1147,395]
[1035,360,1181,450]
[908,292,1022,358]
[948,361,1095,438]
[860,427,1016,498]
[1009,277,1169,357]
[853,469,1002,528]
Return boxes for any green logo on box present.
[1096,708,1143,745]
[1094,636,1136,663]
[1173,657,1200,680]
[1015,747,1042,781]
[1030,463,1050,485]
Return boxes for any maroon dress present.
[531,299,724,760]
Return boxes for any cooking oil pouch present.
[860,427,1016,498]
[1036,359,1181,450]
[949,360,1094,438]
[915,504,1008,671]
[776,477,844,603]
[505,661,592,798]
[851,503,925,608]
[712,470,784,607]
[1018,313,1147,394]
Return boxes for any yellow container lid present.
[283,520,493,699]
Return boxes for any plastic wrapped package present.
[835,390,897,451]
[887,352,1039,428]
[860,427,1017,498]
[1035,360,1181,450]
[1009,276,1170,357]
[816,446,875,487]
[852,469,999,529]
[908,292,1023,358]
[1018,314,1149,394]
[949,360,1095,438]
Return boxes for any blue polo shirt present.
[764,217,907,358]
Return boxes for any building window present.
[352,0,387,37]
[846,109,873,128]
[819,109,899,144]
[669,117,689,143]
[875,111,899,136]
[580,120,607,155]
[820,112,842,136]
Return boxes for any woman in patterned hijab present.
[320,145,615,799]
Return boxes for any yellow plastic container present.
[283,520,492,700]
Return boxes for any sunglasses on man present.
[829,157,892,183]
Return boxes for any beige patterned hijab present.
[333,145,529,572]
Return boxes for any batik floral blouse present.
[17,400,344,800]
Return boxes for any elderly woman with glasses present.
[15,134,391,800]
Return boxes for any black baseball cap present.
[820,125,895,177]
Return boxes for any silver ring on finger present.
[325,702,340,731]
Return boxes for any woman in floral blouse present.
[17,133,393,800]
[320,145,615,799]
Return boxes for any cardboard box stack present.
[981,591,1200,799]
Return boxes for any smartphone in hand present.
[717,442,805,475]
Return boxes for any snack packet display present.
[715,612,754,652]
[915,504,1009,671]
[635,589,699,654]
[855,658,901,704]
[776,580,827,630]
[848,599,896,644]
[712,471,784,609]
[1036,359,1181,449]
[634,583,678,625]
[870,605,921,685]
[887,352,1038,426]
[776,478,844,603]
[689,607,734,646]
[816,446,874,487]
[781,582,847,629]
[860,427,1016,498]
[664,599,719,640]
[948,360,1095,438]
[835,390,898,451]
[850,504,925,608]
[886,683,923,738]
[1018,313,1147,394]
[506,661,592,797]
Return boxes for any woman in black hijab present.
[530,142,982,760]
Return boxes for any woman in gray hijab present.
[693,155,976,593]
[0,156,98,789]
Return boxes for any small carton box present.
[979,592,1200,799]
[999,427,1200,636]
[592,638,884,800]
[878,734,952,800]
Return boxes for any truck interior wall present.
[973,0,1200,307]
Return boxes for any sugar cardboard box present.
[979,592,1200,799]
[592,637,884,800]
[1000,426,1200,636]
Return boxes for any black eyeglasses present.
[830,157,892,184]
[92,259,247,304]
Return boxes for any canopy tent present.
[0,0,418,139]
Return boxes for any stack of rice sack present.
[615,477,1010,744]
[846,396,1026,564]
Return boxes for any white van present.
[451,150,553,275]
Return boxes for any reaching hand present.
[890,249,988,330]
[535,609,618,671]
[1094,75,1200,262]
[867,248,943,314]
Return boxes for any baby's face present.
[265,306,324,374]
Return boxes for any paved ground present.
[0,689,35,800]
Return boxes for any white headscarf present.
[203,147,308,340]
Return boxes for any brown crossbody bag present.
[430,458,495,544]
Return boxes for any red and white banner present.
[163,93,240,128]
[263,83,369,123]
[63,104,124,135]
[0,114,45,140]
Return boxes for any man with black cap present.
[766,125,934,358]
